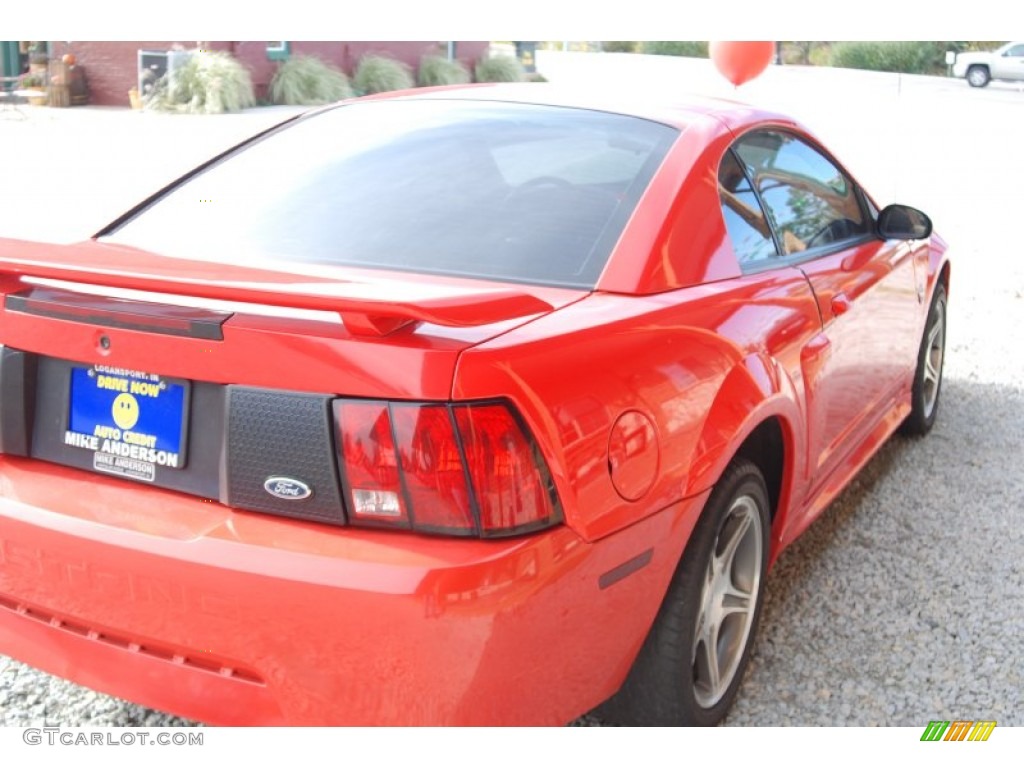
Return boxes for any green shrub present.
[353,55,415,95]
[642,41,708,58]
[474,56,525,83]
[780,41,815,65]
[829,41,945,75]
[526,72,548,82]
[146,50,255,114]
[939,41,1006,54]
[602,41,638,53]
[808,43,834,67]
[269,55,352,105]
[417,55,471,87]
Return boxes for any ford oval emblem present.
[264,476,313,501]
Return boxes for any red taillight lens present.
[391,404,476,534]
[335,401,408,526]
[454,405,559,535]
[334,399,560,538]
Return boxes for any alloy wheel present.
[922,298,945,420]
[692,494,764,709]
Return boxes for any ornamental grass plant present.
[145,50,255,114]
[270,55,353,105]
[353,55,414,95]
[417,55,471,87]
[474,56,526,83]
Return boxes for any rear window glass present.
[104,100,678,289]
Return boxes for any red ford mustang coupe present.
[0,85,948,726]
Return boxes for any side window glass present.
[1006,44,1024,57]
[717,150,778,266]
[734,131,869,256]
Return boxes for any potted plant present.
[19,73,48,105]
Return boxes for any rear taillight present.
[334,400,561,537]
[454,406,557,534]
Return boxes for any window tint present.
[734,131,869,257]
[105,101,678,289]
[1006,44,1024,57]
[718,150,777,266]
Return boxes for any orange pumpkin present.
[62,53,76,66]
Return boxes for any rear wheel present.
[966,65,990,87]
[599,460,770,725]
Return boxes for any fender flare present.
[683,352,804,534]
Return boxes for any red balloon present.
[709,41,775,86]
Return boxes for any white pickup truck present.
[952,42,1024,87]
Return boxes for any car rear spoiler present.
[0,239,554,336]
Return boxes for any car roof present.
[346,82,791,132]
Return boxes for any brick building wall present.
[49,42,229,107]
[50,41,489,107]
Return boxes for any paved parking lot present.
[1,52,1022,726]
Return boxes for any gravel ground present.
[1,55,1022,727]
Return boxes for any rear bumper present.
[0,457,706,725]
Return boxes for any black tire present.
[901,283,947,436]
[599,460,770,726]
[966,65,990,87]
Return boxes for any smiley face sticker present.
[112,393,140,430]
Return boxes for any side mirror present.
[877,204,932,240]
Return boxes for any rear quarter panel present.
[452,268,822,545]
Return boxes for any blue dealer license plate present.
[67,366,188,473]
